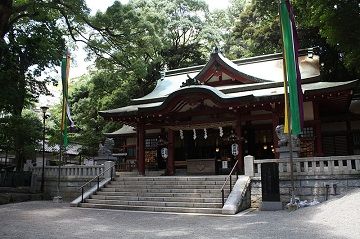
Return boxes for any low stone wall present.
[31,162,115,201]
[251,175,360,208]
[33,176,104,201]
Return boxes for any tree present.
[0,110,42,169]
[0,0,89,170]
[222,0,359,87]
[296,0,360,75]
[228,1,281,58]
[64,0,218,150]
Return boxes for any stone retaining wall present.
[251,175,360,208]
[32,176,101,201]
[31,162,115,201]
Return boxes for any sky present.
[39,0,230,106]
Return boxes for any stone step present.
[116,170,165,177]
[91,194,224,203]
[100,187,230,194]
[96,191,223,198]
[113,176,229,182]
[80,203,223,214]
[77,175,240,215]
[85,199,222,208]
[109,180,233,186]
[105,184,228,189]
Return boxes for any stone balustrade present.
[32,165,104,178]
[247,155,360,177]
[244,155,360,207]
[31,163,117,201]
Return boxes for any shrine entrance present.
[173,127,236,175]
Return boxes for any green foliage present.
[2,0,359,161]
[65,0,218,151]
[228,2,281,58]
[0,110,42,168]
[0,0,90,169]
[296,0,360,75]
[233,0,360,77]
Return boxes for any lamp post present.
[40,106,48,193]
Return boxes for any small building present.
[99,48,359,175]
[36,141,82,166]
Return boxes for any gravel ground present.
[0,189,359,239]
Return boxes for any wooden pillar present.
[313,102,323,156]
[235,119,243,174]
[137,124,145,175]
[272,112,280,159]
[167,129,175,176]
[346,120,353,155]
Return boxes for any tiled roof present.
[38,141,82,155]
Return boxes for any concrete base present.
[53,196,63,203]
[276,147,299,158]
[222,176,251,215]
[261,201,283,211]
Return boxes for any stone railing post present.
[104,161,115,179]
[244,155,254,177]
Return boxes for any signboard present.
[161,147,168,159]
[231,143,239,156]
[222,161,228,169]
[261,162,280,201]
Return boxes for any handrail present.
[79,164,115,203]
[220,160,239,207]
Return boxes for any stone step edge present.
[85,199,222,207]
[91,195,225,201]
[96,192,226,197]
[80,203,223,214]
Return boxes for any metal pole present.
[230,175,232,191]
[57,146,62,197]
[41,111,46,193]
[279,8,296,204]
[221,189,225,207]
[282,59,296,204]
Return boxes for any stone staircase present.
[79,175,237,214]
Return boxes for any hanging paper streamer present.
[204,128,208,139]
[219,127,223,137]
[193,129,197,140]
[179,130,184,140]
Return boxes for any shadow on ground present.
[1,190,359,239]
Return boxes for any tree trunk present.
[13,64,26,171]
[0,0,12,38]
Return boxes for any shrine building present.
[99,48,359,176]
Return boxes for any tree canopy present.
[1,0,359,164]
[0,0,90,169]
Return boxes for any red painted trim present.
[235,119,243,173]
[206,80,236,87]
[272,113,280,159]
[313,102,323,156]
[167,129,175,175]
[137,124,145,175]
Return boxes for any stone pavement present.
[0,189,359,239]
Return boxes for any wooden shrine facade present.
[100,48,358,175]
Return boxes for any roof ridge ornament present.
[181,74,201,88]
[213,46,220,53]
